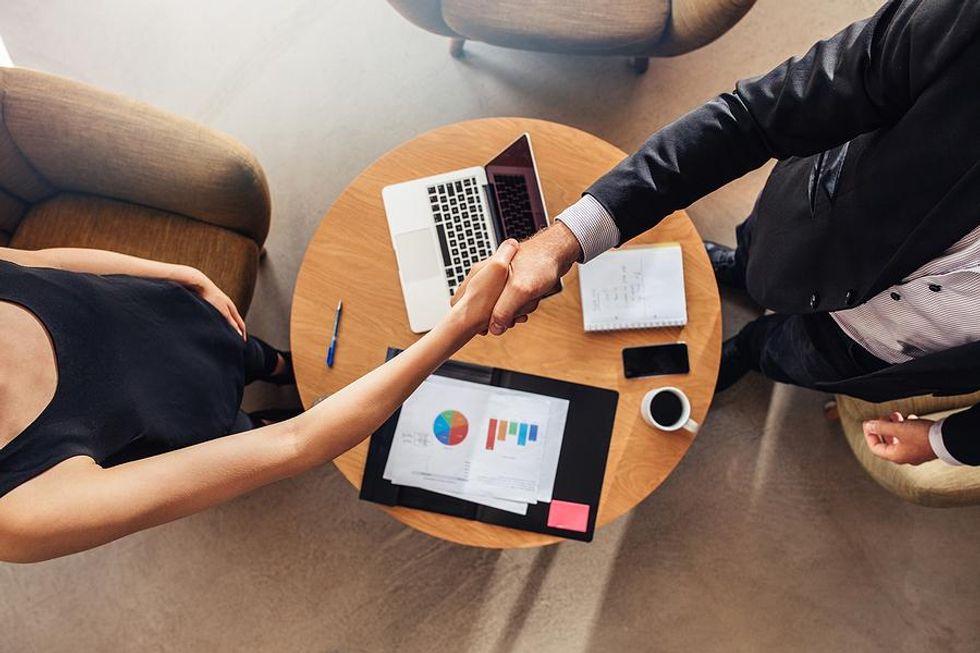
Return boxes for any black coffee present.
[649,391,683,427]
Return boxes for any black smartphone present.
[622,343,690,379]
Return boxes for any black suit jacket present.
[586,0,980,463]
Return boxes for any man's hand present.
[448,240,518,336]
[863,412,937,465]
[452,222,582,335]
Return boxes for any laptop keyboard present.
[428,178,495,294]
[493,173,536,240]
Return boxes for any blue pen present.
[326,300,343,368]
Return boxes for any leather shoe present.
[704,241,746,290]
[715,337,751,394]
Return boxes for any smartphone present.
[622,343,690,379]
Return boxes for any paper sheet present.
[383,375,568,510]
[436,488,529,515]
[579,243,687,330]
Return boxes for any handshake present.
[447,222,583,338]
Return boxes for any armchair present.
[836,392,980,507]
[0,68,270,314]
[386,0,757,72]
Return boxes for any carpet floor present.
[1,1,978,651]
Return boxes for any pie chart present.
[433,410,468,446]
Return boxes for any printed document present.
[383,375,568,510]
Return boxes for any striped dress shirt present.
[557,196,980,465]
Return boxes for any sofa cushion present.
[442,0,670,54]
[837,392,980,507]
[0,185,27,234]
[10,193,260,315]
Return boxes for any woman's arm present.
[0,241,518,563]
[0,246,246,337]
[1,246,199,282]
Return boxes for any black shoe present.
[704,241,746,290]
[715,337,751,394]
[248,406,303,427]
[262,350,295,386]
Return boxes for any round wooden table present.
[290,118,721,548]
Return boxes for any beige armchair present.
[386,0,756,72]
[0,67,270,314]
[836,392,980,507]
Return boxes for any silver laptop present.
[383,134,554,333]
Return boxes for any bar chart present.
[485,418,539,450]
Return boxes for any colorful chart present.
[485,418,539,450]
[433,410,469,446]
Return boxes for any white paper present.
[490,384,569,503]
[579,243,687,331]
[436,488,528,515]
[383,375,568,508]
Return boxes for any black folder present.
[360,348,619,542]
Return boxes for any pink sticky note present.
[547,500,590,533]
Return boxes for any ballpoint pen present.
[326,300,342,368]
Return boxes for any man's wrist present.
[928,418,964,466]
[541,221,583,274]
[555,194,620,263]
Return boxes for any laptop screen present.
[484,135,549,241]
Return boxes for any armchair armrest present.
[386,0,459,37]
[0,68,270,246]
[653,0,757,56]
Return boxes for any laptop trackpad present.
[395,229,443,283]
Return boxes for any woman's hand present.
[177,267,247,339]
[450,239,518,336]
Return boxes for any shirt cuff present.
[555,194,621,263]
[928,418,964,466]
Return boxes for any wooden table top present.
[290,117,721,548]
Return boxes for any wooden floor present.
[3,1,979,652]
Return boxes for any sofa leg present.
[628,56,649,74]
[449,38,466,58]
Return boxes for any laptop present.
[382,134,554,333]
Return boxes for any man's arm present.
[931,407,980,466]
[586,0,978,245]
[470,0,979,333]
[862,406,980,467]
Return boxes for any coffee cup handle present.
[683,418,700,434]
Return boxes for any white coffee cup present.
[641,386,699,433]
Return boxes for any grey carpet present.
[1,1,978,651]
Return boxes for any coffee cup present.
[640,386,699,433]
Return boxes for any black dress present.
[0,260,246,497]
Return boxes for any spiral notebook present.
[578,243,687,332]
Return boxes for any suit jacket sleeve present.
[937,407,980,466]
[587,0,980,243]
